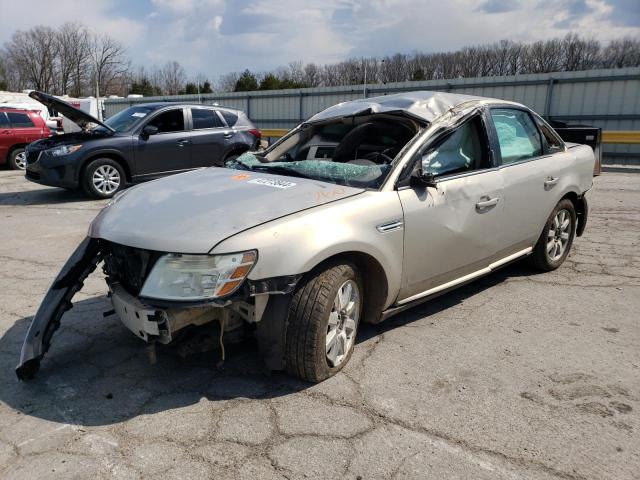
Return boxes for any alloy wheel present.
[547,209,571,261]
[14,151,27,170]
[326,279,360,367]
[92,165,121,195]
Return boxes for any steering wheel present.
[363,148,395,164]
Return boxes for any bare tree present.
[600,36,640,68]
[160,60,187,95]
[561,33,600,71]
[302,63,321,87]
[379,53,409,83]
[0,52,12,90]
[216,71,239,92]
[56,22,90,96]
[523,39,563,73]
[5,26,59,92]
[2,25,638,96]
[89,33,129,98]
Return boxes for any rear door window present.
[147,109,185,133]
[490,108,542,164]
[191,108,224,129]
[0,112,9,128]
[7,112,35,128]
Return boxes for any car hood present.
[28,91,114,132]
[89,167,365,253]
[27,131,112,151]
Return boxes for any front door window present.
[147,109,185,133]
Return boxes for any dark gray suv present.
[24,92,261,198]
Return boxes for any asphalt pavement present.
[0,170,638,479]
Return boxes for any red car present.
[0,107,51,170]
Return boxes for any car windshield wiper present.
[251,164,314,180]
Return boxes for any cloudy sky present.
[0,0,638,79]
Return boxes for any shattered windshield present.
[226,116,419,189]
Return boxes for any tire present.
[285,262,363,383]
[8,147,26,170]
[529,199,576,271]
[81,158,125,199]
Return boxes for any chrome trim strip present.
[397,247,533,305]
[488,247,533,270]
[376,220,404,233]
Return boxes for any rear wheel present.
[8,147,26,170]
[529,199,576,271]
[285,262,362,383]
[82,158,125,199]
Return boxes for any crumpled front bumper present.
[16,237,302,380]
[16,237,103,380]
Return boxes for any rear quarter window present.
[0,112,9,128]
[219,110,239,127]
[7,112,35,128]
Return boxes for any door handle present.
[544,176,560,188]
[176,139,190,146]
[476,196,499,211]
[223,131,234,139]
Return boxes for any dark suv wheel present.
[82,158,125,199]
[285,262,362,382]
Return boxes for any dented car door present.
[397,114,503,302]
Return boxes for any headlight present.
[140,251,257,301]
[47,144,82,156]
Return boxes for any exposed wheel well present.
[309,251,389,325]
[561,191,578,206]
[81,154,131,182]
[561,191,587,236]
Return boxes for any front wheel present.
[82,158,125,199]
[285,262,362,382]
[529,199,576,271]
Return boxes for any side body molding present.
[16,237,104,380]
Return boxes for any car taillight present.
[248,128,262,138]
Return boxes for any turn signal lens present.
[216,280,243,297]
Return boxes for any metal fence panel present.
[104,67,640,164]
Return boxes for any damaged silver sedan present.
[17,92,595,383]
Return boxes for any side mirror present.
[141,125,158,138]
[411,169,437,188]
[410,156,437,187]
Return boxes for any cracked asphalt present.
[0,170,638,479]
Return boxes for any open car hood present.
[28,91,114,132]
